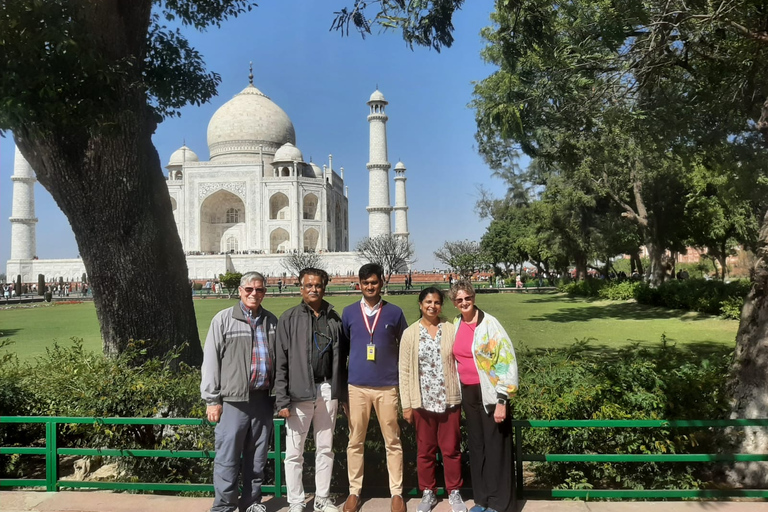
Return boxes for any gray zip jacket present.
[200,304,278,405]
[274,301,348,411]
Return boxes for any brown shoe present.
[343,495,360,512]
[391,495,406,512]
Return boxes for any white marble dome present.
[309,162,323,178]
[395,161,406,170]
[207,84,296,162]
[166,145,199,168]
[273,142,303,163]
[368,89,387,103]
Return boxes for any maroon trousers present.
[412,406,463,492]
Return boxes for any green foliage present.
[0,339,209,483]
[634,279,751,317]
[1,336,734,492]
[598,280,642,301]
[516,339,732,491]
[560,279,605,297]
[720,296,745,321]
[218,272,242,298]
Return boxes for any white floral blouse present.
[418,324,447,413]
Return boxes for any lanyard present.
[360,301,383,343]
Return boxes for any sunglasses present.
[454,297,475,303]
[241,287,267,294]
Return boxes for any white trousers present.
[284,382,338,505]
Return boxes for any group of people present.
[201,264,519,512]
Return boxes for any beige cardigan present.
[399,319,461,411]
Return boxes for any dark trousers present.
[461,384,514,512]
[413,406,463,492]
[212,391,274,512]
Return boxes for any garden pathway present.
[2,492,768,512]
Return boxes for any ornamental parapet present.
[367,113,389,122]
[366,206,393,213]
[11,175,36,183]
[366,162,391,170]
[9,217,38,223]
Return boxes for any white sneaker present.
[314,497,339,512]
[448,490,467,512]
[289,504,306,512]
[246,504,267,512]
[417,490,437,512]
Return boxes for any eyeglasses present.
[241,287,267,294]
[454,296,475,303]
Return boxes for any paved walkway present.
[2,492,768,512]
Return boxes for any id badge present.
[367,343,376,361]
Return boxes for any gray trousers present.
[212,391,274,512]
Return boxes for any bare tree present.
[356,235,414,286]
[282,252,327,282]
[434,240,488,279]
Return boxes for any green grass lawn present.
[0,293,738,360]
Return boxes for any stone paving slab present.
[3,492,768,512]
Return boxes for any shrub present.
[598,280,642,300]
[515,338,732,492]
[633,279,751,316]
[0,337,735,493]
[720,296,745,320]
[560,279,606,297]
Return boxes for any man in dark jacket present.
[275,267,348,512]
[201,271,277,512]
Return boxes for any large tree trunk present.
[729,210,768,485]
[16,112,202,366]
[12,0,202,366]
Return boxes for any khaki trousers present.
[346,385,403,495]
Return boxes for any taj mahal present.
[6,74,410,282]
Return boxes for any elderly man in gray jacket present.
[201,271,278,512]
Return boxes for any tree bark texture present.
[13,0,202,366]
[729,210,768,485]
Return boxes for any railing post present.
[274,419,283,498]
[514,424,523,502]
[45,419,58,492]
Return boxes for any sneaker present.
[448,491,467,512]
[468,506,486,512]
[315,497,339,512]
[246,504,267,512]
[417,490,437,512]
[288,504,306,512]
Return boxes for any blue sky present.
[1,1,508,272]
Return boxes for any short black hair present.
[299,267,329,287]
[358,263,384,281]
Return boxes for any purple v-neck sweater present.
[342,301,408,387]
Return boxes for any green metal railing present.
[513,418,768,499]
[0,416,284,495]
[3,417,768,499]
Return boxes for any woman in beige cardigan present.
[399,287,466,512]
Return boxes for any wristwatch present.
[497,397,507,405]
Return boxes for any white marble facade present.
[7,79,408,282]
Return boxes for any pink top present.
[453,321,480,385]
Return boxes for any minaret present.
[366,89,393,238]
[393,161,409,242]
[9,145,37,261]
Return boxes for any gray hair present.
[449,279,475,300]
[240,272,266,286]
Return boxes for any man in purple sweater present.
[342,263,409,512]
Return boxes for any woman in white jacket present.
[451,280,518,512]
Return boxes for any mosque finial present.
[183,138,186,147]
[376,83,379,90]
[249,62,254,85]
